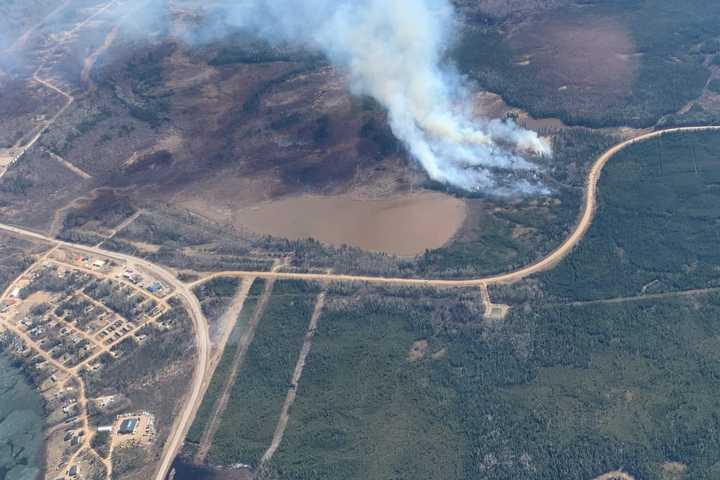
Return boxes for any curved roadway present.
[1,125,718,480]
[188,125,720,288]
[0,224,209,480]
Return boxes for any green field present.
[208,281,320,467]
[186,279,265,445]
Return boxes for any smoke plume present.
[201,0,551,194]
[7,0,550,194]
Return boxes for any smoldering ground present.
[6,0,553,195]
[171,0,552,195]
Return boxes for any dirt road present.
[0,223,210,480]
[260,290,326,465]
[1,125,718,479]
[193,277,276,464]
[190,125,720,288]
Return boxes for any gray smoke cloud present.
[196,0,552,194]
[6,0,551,194]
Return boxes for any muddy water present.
[232,191,467,256]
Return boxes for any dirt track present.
[189,125,720,288]
[193,276,276,464]
[260,290,326,466]
[1,125,719,480]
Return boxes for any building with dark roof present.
[118,418,138,435]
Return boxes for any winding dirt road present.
[189,125,720,288]
[1,125,718,480]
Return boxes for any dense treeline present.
[543,131,720,301]
[260,286,720,479]
[208,281,320,467]
[452,1,719,128]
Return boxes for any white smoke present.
[202,0,551,194]
[93,0,548,193]
[4,0,551,193]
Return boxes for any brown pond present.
[230,191,467,256]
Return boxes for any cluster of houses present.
[120,267,167,296]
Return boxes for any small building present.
[10,287,20,298]
[68,465,79,477]
[118,418,138,435]
[93,259,107,268]
[146,282,163,294]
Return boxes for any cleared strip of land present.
[1,125,719,480]
[194,278,276,464]
[260,290,326,465]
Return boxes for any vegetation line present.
[562,287,720,307]
[193,277,277,464]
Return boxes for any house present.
[118,417,138,435]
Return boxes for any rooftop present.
[118,417,138,435]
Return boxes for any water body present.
[0,354,44,480]
[231,192,467,256]
[170,457,251,480]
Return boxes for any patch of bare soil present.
[593,473,635,480]
[661,462,687,479]
[220,191,467,256]
[408,339,429,362]
[473,91,566,131]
